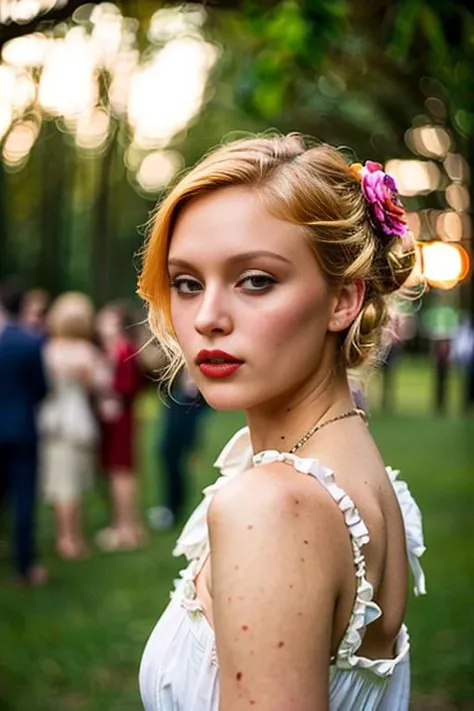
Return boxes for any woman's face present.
[96,309,122,342]
[168,187,339,412]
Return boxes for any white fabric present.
[39,378,99,445]
[140,426,426,711]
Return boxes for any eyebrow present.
[167,250,292,269]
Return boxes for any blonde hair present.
[138,133,416,380]
[48,292,95,340]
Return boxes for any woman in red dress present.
[95,302,147,550]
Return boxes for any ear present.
[328,279,366,333]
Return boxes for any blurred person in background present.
[20,288,50,340]
[466,338,474,412]
[39,292,108,559]
[379,307,404,412]
[451,314,474,411]
[0,278,48,585]
[148,367,208,531]
[95,302,146,551]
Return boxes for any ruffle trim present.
[252,450,419,677]
[334,623,411,677]
[170,558,203,615]
[386,467,426,596]
[173,426,253,562]
[170,428,425,679]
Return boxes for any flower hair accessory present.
[350,160,408,240]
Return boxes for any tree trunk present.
[37,123,68,294]
[91,128,116,304]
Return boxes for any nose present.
[194,284,233,336]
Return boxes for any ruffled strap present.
[386,467,427,596]
[173,426,253,561]
[252,451,371,548]
[253,450,413,676]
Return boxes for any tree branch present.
[0,0,102,46]
[0,0,275,48]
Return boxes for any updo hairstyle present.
[138,133,416,378]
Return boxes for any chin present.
[197,382,262,412]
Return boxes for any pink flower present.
[360,161,408,238]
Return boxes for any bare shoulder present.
[211,459,334,515]
[208,460,350,580]
[208,462,348,710]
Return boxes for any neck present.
[245,366,354,455]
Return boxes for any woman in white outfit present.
[138,134,426,710]
[40,292,109,559]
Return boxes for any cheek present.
[170,297,186,342]
[170,296,196,361]
[256,288,330,352]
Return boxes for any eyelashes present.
[170,271,277,295]
[169,277,202,294]
[241,274,276,290]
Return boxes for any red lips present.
[196,350,243,378]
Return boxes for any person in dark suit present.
[148,369,209,531]
[0,280,48,585]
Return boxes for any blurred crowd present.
[0,278,208,587]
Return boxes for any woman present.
[138,135,426,710]
[40,292,109,559]
[95,302,146,550]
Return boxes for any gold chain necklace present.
[289,408,366,454]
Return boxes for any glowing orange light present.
[420,241,471,290]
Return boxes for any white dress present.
[140,427,426,711]
[39,377,99,503]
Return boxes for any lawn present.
[0,356,472,711]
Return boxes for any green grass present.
[0,356,473,710]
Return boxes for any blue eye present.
[239,273,276,291]
[170,277,202,294]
